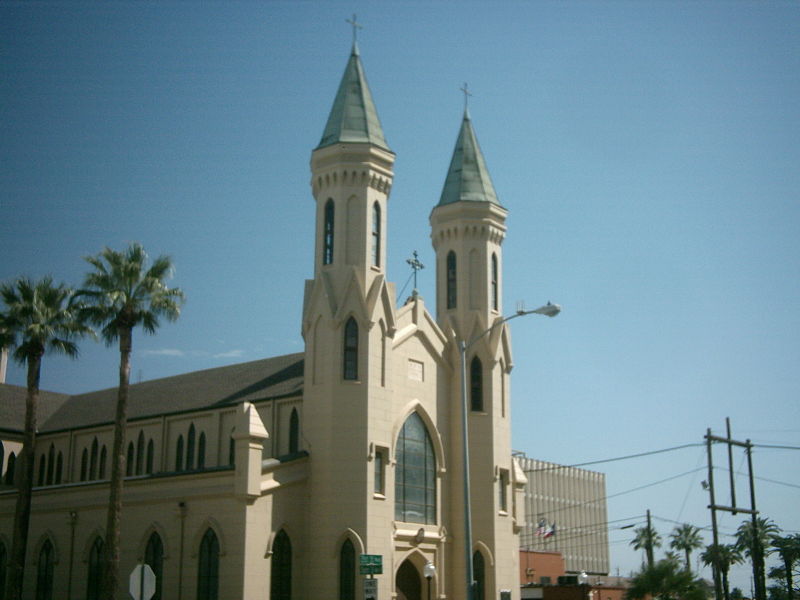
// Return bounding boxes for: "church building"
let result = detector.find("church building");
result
[0,39,529,600]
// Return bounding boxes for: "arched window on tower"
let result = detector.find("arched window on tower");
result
[395,412,436,524]
[371,202,381,268]
[470,356,483,412]
[36,539,55,600]
[80,449,88,482]
[491,253,499,311]
[5,452,16,485]
[90,438,99,480]
[323,199,335,265]
[339,538,356,600]
[271,530,292,600]
[473,551,486,600]
[343,317,359,381]
[197,528,219,600]
[446,251,457,309]
[289,408,299,455]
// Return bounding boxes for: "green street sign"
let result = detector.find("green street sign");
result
[359,554,383,575]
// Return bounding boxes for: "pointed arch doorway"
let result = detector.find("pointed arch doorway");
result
[396,559,422,600]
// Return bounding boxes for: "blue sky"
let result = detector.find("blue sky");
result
[2,1,798,589]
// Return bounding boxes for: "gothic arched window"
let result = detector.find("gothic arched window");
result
[343,317,359,381]
[99,446,107,480]
[146,440,154,474]
[90,438,99,480]
[197,528,219,600]
[395,412,437,524]
[187,424,196,471]
[473,551,486,600]
[339,538,355,600]
[136,431,145,476]
[37,455,45,487]
[126,441,134,477]
[470,356,483,412]
[55,451,63,484]
[371,202,381,268]
[35,539,54,600]
[175,435,184,472]
[80,449,88,482]
[289,409,299,455]
[491,253,499,311]
[46,444,55,485]
[271,530,292,600]
[446,251,457,309]
[87,537,104,600]
[198,432,206,470]
[145,532,164,600]
[323,199,335,265]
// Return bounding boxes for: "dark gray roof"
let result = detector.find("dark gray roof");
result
[0,385,71,434]
[2,353,304,434]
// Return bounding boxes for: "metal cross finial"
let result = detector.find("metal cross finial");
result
[460,82,473,111]
[346,14,363,45]
[406,250,425,296]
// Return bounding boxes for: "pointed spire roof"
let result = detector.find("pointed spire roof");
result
[437,109,501,207]
[316,43,390,151]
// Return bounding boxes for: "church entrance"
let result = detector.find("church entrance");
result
[395,559,422,600]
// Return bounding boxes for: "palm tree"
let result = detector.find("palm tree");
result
[670,523,705,572]
[1,277,91,600]
[737,517,781,600]
[702,543,742,600]
[770,534,800,600]
[625,558,708,600]
[631,523,662,568]
[78,244,184,600]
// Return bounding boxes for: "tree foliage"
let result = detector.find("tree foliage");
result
[670,523,705,572]
[631,523,663,568]
[625,558,709,600]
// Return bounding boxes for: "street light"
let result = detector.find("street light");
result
[459,303,561,600]
[424,561,436,600]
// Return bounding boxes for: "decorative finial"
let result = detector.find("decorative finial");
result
[346,14,363,46]
[406,250,425,297]
[460,82,473,112]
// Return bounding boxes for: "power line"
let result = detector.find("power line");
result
[522,443,703,472]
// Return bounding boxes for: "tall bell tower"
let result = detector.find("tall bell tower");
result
[300,38,398,595]
[430,107,520,597]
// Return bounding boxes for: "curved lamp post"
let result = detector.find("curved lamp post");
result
[460,303,561,600]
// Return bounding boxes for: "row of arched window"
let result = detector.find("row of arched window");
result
[175,423,206,472]
[322,198,382,269]
[445,250,500,312]
[126,430,155,476]
[0,440,17,486]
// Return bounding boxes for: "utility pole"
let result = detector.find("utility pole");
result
[704,419,763,600]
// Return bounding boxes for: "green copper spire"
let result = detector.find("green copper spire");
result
[317,42,390,151]
[437,109,501,206]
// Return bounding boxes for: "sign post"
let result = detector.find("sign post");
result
[360,554,382,600]
[129,563,156,600]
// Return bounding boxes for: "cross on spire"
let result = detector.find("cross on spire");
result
[406,250,425,297]
[346,14,363,45]
[460,82,473,111]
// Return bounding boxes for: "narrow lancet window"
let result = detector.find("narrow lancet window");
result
[371,202,381,267]
[446,251,457,309]
[491,253,499,311]
[323,199,335,265]
[470,356,483,412]
[343,317,359,381]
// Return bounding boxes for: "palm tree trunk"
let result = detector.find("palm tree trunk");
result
[722,568,730,600]
[685,549,691,572]
[102,326,132,600]
[5,354,41,600]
